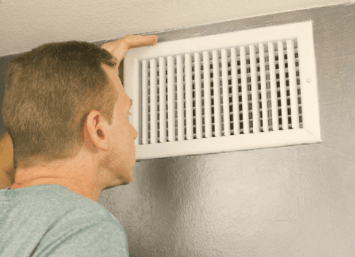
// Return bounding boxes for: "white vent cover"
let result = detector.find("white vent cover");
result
[124,21,321,160]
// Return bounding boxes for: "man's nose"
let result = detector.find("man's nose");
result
[133,127,138,140]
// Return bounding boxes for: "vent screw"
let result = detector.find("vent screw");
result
[306,78,312,83]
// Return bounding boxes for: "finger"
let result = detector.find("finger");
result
[101,35,158,66]
[122,34,158,50]
[116,35,158,64]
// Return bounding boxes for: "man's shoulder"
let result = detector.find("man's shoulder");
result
[0,185,128,257]
[30,184,120,223]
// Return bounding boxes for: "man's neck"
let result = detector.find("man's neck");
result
[11,164,103,202]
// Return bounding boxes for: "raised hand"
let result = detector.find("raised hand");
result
[101,34,158,68]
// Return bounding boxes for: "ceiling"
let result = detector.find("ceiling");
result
[0,0,352,57]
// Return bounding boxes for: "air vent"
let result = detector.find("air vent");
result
[124,21,321,160]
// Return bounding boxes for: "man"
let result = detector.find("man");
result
[0,132,15,188]
[0,34,158,256]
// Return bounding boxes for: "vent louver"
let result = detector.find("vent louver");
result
[124,21,321,160]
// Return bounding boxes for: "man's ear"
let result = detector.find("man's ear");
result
[83,110,110,152]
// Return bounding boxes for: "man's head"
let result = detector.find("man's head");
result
[2,41,137,184]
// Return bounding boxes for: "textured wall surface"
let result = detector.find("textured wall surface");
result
[0,0,354,56]
[97,4,355,257]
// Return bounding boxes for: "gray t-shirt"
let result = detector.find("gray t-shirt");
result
[0,184,129,257]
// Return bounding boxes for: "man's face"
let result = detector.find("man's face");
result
[102,63,137,185]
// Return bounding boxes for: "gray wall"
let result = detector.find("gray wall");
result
[98,4,355,257]
[1,3,355,256]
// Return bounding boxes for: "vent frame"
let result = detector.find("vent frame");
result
[124,21,321,160]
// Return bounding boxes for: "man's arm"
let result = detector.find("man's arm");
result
[0,132,15,188]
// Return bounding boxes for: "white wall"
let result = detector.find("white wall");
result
[0,0,354,56]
